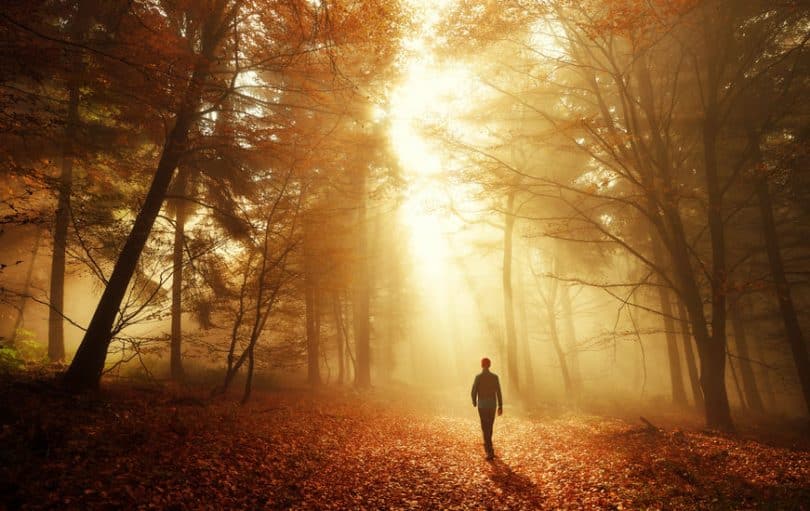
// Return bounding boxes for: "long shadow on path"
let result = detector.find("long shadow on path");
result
[487,458,545,507]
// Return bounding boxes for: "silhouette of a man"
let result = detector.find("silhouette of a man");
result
[471,357,503,460]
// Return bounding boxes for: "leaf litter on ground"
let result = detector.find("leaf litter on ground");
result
[1,375,808,510]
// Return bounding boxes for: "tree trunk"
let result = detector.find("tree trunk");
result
[729,296,764,412]
[47,1,95,362]
[170,171,188,381]
[502,190,520,392]
[701,115,734,429]
[755,175,810,416]
[242,343,255,404]
[63,51,215,391]
[48,76,79,363]
[559,282,581,393]
[333,291,345,384]
[697,328,732,429]
[678,300,704,409]
[727,352,747,410]
[352,170,371,387]
[651,116,731,429]
[659,285,687,406]
[342,290,356,381]
[305,263,321,386]
[667,216,732,429]
[547,278,572,395]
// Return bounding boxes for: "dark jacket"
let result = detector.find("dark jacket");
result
[471,369,503,409]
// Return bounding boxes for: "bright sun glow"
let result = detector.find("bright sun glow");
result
[389,61,480,176]
[388,0,492,269]
[388,0,567,289]
[389,58,481,272]
[387,0,471,269]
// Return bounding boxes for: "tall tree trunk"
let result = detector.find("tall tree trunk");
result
[727,352,747,410]
[304,211,321,386]
[702,115,733,429]
[502,190,520,392]
[342,290,356,381]
[170,172,188,381]
[755,175,810,415]
[352,170,371,387]
[48,74,80,363]
[729,296,764,412]
[651,100,731,428]
[667,211,732,429]
[659,285,687,406]
[691,14,733,428]
[63,49,216,390]
[651,237,687,405]
[48,1,96,362]
[333,291,345,384]
[546,278,572,395]
[305,263,321,386]
[678,300,704,409]
[559,282,581,393]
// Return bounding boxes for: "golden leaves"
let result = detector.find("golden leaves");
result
[4,382,809,509]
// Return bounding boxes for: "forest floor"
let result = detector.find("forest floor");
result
[1,373,809,510]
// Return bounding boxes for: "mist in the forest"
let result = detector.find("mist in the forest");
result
[1,0,809,434]
[4,2,810,509]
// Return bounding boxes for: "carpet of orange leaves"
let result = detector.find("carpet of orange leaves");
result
[1,376,809,510]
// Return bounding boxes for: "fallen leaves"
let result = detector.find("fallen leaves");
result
[0,377,808,510]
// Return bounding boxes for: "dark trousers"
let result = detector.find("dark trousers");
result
[478,407,496,454]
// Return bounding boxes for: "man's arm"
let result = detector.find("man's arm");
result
[471,375,480,406]
[496,375,503,415]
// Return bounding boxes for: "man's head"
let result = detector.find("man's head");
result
[481,357,491,369]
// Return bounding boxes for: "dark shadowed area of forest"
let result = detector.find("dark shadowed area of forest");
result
[1,0,810,509]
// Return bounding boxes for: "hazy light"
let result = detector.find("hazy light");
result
[528,18,567,60]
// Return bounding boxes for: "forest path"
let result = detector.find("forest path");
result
[2,381,809,510]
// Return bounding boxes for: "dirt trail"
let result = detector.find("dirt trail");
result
[1,382,809,510]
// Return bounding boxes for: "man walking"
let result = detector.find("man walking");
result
[471,357,503,460]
